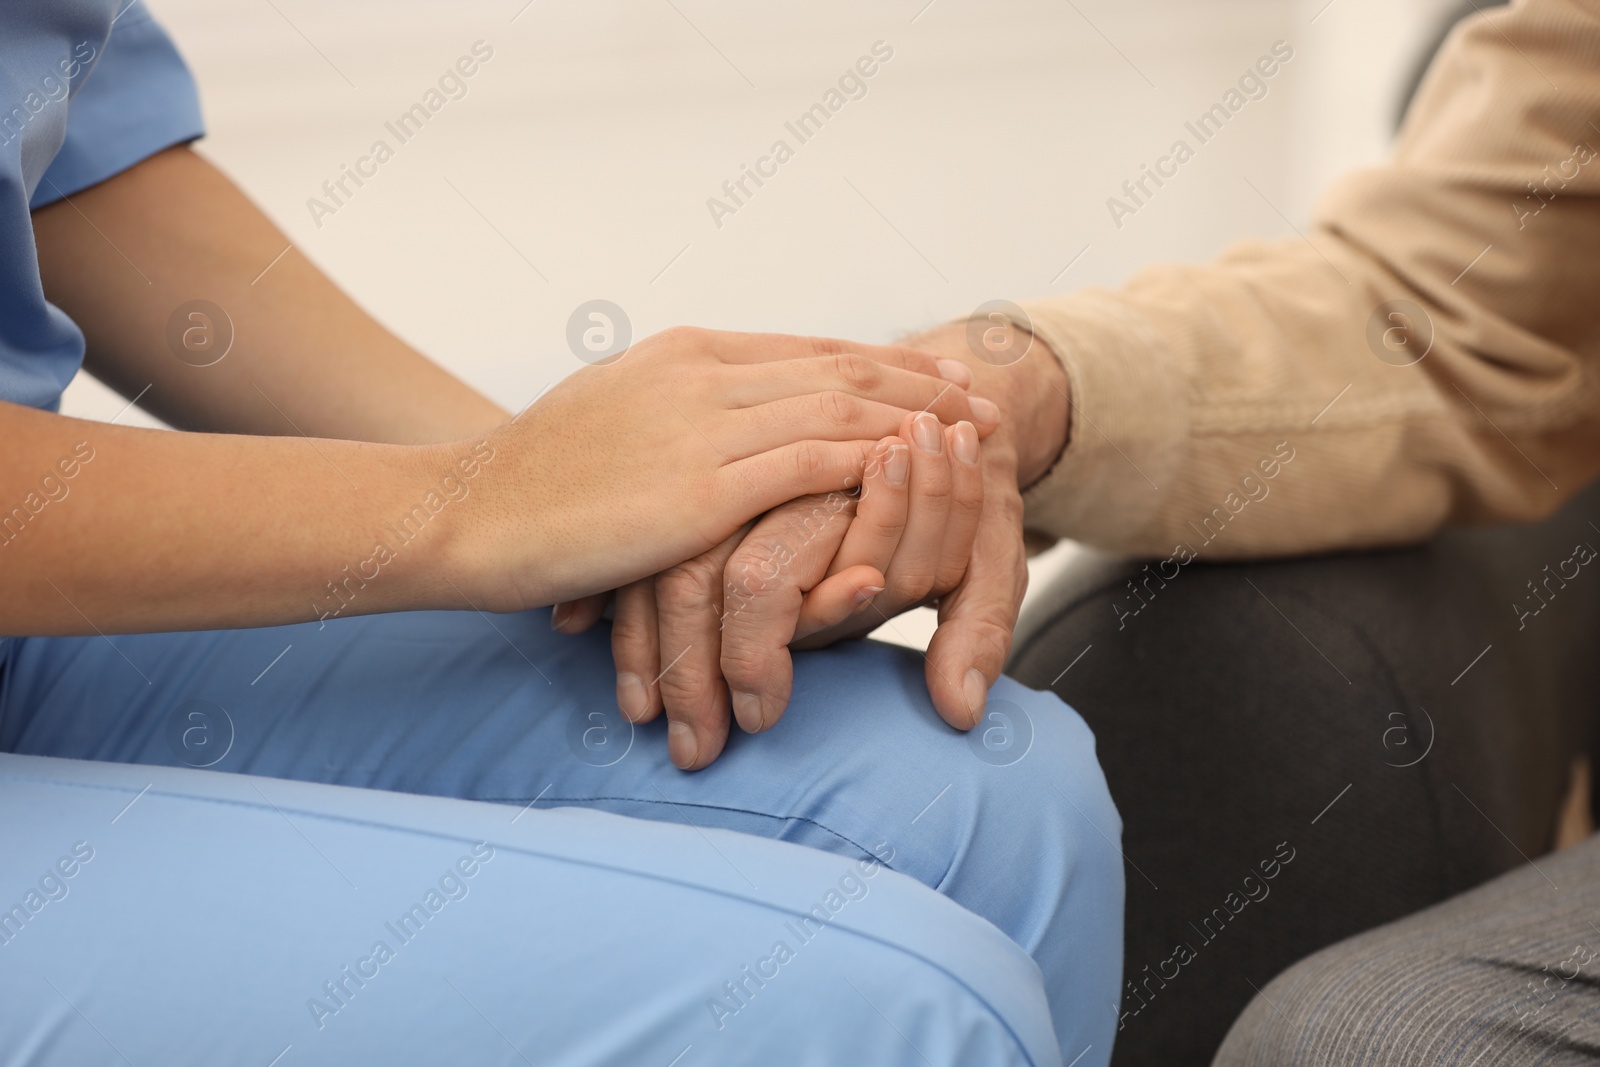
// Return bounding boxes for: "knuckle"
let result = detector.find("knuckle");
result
[657,660,718,710]
[949,486,984,523]
[809,335,848,358]
[932,559,970,595]
[985,483,1024,524]
[973,618,1015,664]
[653,324,698,349]
[917,474,954,507]
[888,567,937,606]
[896,346,935,374]
[789,439,830,482]
[860,505,905,540]
[724,551,783,600]
[719,639,769,688]
[656,557,721,607]
[608,611,655,657]
[817,389,861,429]
[832,351,879,392]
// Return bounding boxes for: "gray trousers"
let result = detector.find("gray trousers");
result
[1008,482,1600,1065]
[1213,833,1600,1064]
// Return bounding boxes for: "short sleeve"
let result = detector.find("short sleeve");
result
[28,6,204,210]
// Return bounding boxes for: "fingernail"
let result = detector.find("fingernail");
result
[854,584,885,607]
[731,690,763,732]
[970,396,1000,426]
[963,668,988,727]
[550,603,572,631]
[668,720,699,769]
[935,358,972,387]
[952,421,979,465]
[616,672,648,721]
[911,412,942,454]
[884,443,910,487]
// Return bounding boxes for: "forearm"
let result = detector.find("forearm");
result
[32,145,507,444]
[0,400,488,635]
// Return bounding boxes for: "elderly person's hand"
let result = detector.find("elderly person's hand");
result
[552,319,1069,769]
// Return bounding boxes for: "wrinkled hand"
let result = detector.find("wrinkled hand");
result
[619,408,985,768]
[553,320,1069,769]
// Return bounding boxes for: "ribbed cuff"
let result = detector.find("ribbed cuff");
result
[1009,291,1189,551]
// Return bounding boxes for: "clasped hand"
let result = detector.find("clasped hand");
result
[542,323,1060,771]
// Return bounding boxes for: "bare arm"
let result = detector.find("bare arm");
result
[6,144,989,649]
[31,145,507,444]
[1,399,475,634]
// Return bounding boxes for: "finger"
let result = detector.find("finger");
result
[826,436,910,581]
[552,592,610,635]
[729,390,972,458]
[932,422,985,593]
[793,565,887,644]
[611,580,662,723]
[709,333,959,383]
[874,411,952,612]
[924,481,1028,730]
[720,494,859,733]
[792,434,906,641]
[726,353,991,433]
[655,530,745,770]
[854,345,1005,437]
[721,438,884,514]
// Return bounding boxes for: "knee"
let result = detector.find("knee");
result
[790,639,1122,906]
[983,673,1122,844]
[1213,936,1415,1066]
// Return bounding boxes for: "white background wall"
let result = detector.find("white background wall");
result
[62,0,1460,647]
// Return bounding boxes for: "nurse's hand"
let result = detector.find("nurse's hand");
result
[448,327,991,614]
[577,408,986,769]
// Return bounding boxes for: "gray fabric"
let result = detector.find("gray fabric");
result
[1007,482,1600,1066]
[1213,833,1600,1065]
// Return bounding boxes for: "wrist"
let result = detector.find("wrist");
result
[387,433,517,614]
[1009,330,1070,490]
[908,322,1070,491]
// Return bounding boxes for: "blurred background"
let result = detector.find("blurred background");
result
[63,0,1461,647]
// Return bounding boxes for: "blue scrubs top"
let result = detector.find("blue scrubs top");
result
[1,0,204,411]
[0,0,203,664]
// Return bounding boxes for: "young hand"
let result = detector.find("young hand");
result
[447,327,993,614]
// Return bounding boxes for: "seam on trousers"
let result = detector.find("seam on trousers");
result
[479,792,897,875]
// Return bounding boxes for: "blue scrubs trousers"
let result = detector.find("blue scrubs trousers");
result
[0,609,1123,1065]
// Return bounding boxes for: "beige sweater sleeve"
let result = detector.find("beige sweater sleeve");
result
[1017,0,1600,559]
